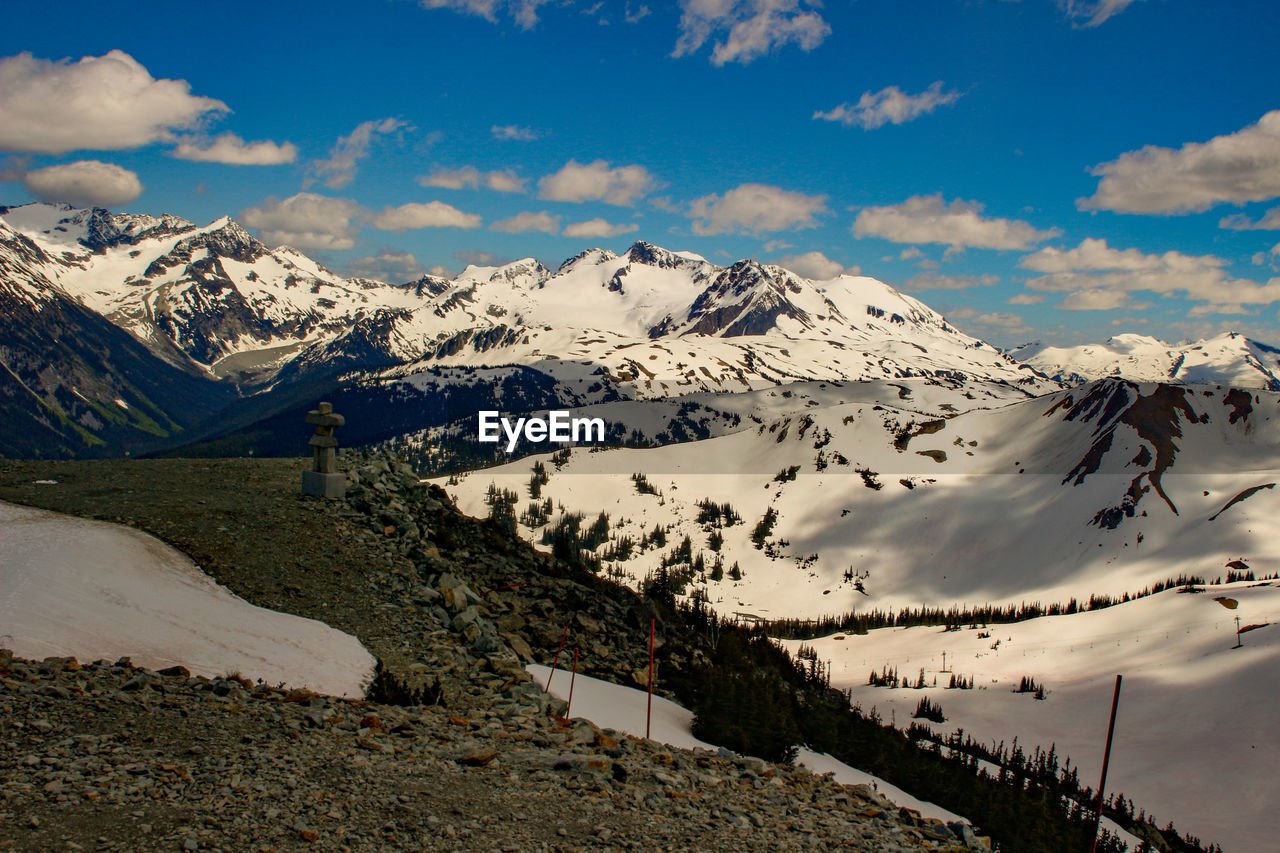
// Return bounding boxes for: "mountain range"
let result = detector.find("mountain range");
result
[1011,333,1280,390]
[5,200,1275,852]
[3,200,1279,460]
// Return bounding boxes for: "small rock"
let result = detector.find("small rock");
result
[459,748,499,766]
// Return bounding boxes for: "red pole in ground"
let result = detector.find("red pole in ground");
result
[646,618,655,739]
[567,648,579,718]
[545,620,571,693]
[1090,674,1124,853]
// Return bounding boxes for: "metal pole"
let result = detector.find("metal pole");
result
[646,618,655,739]
[567,648,579,719]
[1090,674,1123,853]
[546,620,571,693]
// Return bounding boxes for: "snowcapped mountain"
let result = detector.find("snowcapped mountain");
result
[0,212,236,457]
[1,203,1056,395]
[444,378,1280,616]
[375,239,1056,399]
[1,201,1063,457]
[1,203,423,381]
[1011,332,1280,390]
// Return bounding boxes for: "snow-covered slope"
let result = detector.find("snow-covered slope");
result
[0,500,374,696]
[1012,332,1280,390]
[783,580,1280,853]
[443,379,1280,619]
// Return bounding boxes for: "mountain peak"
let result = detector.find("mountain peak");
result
[456,257,550,289]
[625,241,701,270]
[557,247,618,273]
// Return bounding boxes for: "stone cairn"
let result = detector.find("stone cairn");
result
[301,401,347,499]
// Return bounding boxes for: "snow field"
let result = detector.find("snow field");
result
[0,501,375,697]
[782,583,1280,853]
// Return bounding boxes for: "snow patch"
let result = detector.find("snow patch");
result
[0,501,375,697]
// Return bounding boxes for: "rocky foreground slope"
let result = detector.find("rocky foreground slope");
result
[0,458,980,852]
[4,654,967,853]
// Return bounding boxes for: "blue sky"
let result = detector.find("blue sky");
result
[2,0,1279,347]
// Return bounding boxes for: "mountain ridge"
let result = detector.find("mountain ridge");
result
[1010,331,1280,390]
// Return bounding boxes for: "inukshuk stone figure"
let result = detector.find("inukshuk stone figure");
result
[301,401,347,498]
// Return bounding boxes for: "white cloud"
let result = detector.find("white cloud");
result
[854,194,1060,250]
[455,250,505,266]
[688,183,827,235]
[481,171,526,193]
[368,201,482,231]
[307,118,409,190]
[171,133,297,165]
[23,160,143,208]
[1249,244,1280,270]
[346,247,427,283]
[492,210,561,234]
[1008,292,1045,306]
[563,217,640,238]
[1022,238,1171,273]
[944,307,1033,341]
[491,124,541,141]
[0,50,227,155]
[418,166,527,193]
[419,0,554,29]
[898,247,923,260]
[625,2,652,24]
[1059,0,1140,28]
[1022,237,1280,314]
[1220,206,1280,231]
[673,0,831,66]
[1081,111,1280,214]
[814,82,961,130]
[240,192,364,250]
[1059,289,1132,311]
[539,159,657,206]
[902,272,999,290]
[649,195,683,214]
[772,251,859,280]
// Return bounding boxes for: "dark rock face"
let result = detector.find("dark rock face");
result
[403,275,452,298]
[678,262,811,338]
[1053,381,1242,528]
[75,207,198,253]
[626,241,685,269]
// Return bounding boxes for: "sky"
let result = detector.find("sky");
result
[1,0,1278,348]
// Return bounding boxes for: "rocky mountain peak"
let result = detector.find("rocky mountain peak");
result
[403,274,453,298]
[188,218,268,263]
[625,241,696,270]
